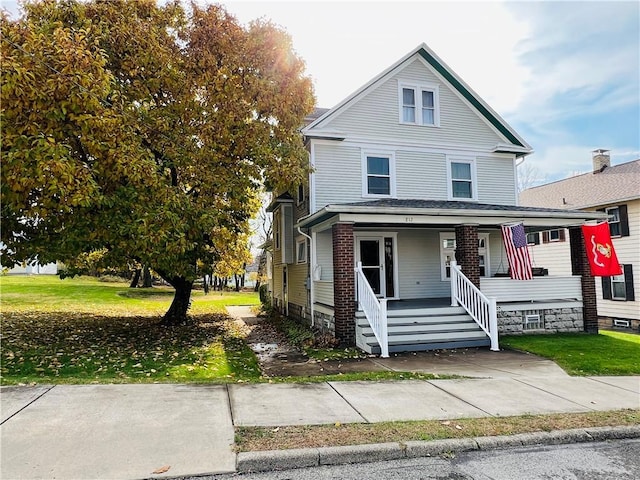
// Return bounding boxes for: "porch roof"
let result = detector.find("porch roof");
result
[297,199,607,230]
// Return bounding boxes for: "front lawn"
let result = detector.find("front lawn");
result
[501,330,640,376]
[0,275,261,385]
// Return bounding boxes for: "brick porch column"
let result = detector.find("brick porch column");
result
[455,224,480,288]
[569,226,598,333]
[332,222,355,346]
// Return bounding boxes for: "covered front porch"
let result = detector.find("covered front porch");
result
[298,199,606,356]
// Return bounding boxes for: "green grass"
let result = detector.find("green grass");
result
[502,330,640,376]
[0,275,261,385]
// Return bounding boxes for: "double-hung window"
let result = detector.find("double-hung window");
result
[399,82,439,126]
[362,153,395,197]
[447,156,476,200]
[602,264,635,301]
[296,238,307,264]
[606,206,621,237]
[440,233,489,280]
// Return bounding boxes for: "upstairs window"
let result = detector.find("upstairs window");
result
[399,82,439,126]
[297,184,305,205]
[607,207,621,236]
[447,156,476,200]
[362,152,395,197]
[601,205,629,237]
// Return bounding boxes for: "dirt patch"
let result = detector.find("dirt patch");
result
[242,314,385,377]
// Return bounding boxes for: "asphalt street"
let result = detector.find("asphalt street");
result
[201,439,640,480]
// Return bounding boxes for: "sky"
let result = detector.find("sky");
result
[4,0,639,184]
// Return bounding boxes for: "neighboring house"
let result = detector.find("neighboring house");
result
[268,44,605,356]
[520,151,640,331]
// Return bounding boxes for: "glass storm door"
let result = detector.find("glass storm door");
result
[359,239,383,296]
[357,237,395,298]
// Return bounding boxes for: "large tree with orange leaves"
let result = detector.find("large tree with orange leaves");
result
[1,0,314,324]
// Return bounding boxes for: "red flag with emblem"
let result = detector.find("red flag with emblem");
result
[581,222,622,276]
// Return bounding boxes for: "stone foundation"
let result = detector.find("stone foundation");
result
[498,306,584,335]
[598,316,640,333]
[312,309,335,335]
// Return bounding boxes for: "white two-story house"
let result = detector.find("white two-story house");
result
[269,44,605,356]
[520,151,639,332]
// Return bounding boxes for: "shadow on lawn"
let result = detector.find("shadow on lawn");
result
[0,311,261,384]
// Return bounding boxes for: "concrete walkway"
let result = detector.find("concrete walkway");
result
[2,307,638,479]
[2,374,638,479]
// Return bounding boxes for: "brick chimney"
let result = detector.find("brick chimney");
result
[592,149,611,173]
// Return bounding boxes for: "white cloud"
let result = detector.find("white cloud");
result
[522,145,640,183]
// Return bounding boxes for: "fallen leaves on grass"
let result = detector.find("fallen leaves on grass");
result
[1,311,261,384]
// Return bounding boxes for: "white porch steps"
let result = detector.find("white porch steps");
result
[355,306,491,354]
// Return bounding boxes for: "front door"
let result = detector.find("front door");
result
[357,236,396,298]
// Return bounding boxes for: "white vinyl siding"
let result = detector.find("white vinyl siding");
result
[394,151,447,199]
[313,141,516,210]
[315,230,334,281]
[320,58,506,149]
[595,199,639,320]
[480,276,583,302]
[314,281,334,307]
[396,229,450,298]
[314,143,363,209]
[476,156,517,204]
[527,235,572,276]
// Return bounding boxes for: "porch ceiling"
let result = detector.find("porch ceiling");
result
[297,199,606,231]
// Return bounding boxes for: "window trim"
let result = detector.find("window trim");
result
[296,238,307,264]
[361,151,396,198]
[398,81,440,127]
[439,232,490,281]
[296,184,305,206]
[446,156,477,201]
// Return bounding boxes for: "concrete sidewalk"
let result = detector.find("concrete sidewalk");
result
[2,373,638,479]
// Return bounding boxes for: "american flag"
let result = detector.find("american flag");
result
[501,223,533,280]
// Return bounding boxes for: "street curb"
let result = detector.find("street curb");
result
[236,425,640,473]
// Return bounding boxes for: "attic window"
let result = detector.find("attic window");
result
[398,82,439,126]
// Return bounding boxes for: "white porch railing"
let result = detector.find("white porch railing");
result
[450,261,499,351]
[355,262,389,358]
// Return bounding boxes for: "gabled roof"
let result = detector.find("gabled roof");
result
[520,159,640,210]
[302,43,532,154]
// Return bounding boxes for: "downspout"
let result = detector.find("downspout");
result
[297,225,315,327]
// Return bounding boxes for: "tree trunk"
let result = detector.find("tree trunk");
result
[161,277,193,326]
[129,269,141,288]
[203,274,209,295]
[142,266,153,288]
